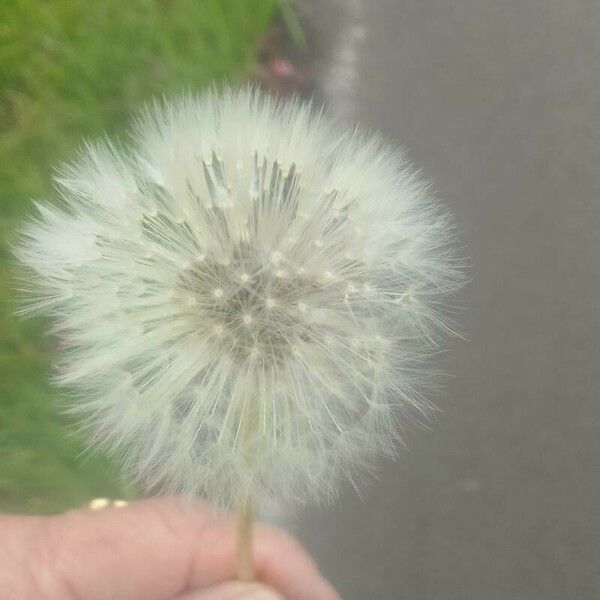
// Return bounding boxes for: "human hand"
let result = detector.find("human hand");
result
[0,497,340,600]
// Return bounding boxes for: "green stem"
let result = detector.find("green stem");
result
[236,495,254,581]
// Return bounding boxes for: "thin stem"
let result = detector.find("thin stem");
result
[236,496,254,581]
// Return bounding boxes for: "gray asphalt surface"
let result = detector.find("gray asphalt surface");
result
[295,2,600,598]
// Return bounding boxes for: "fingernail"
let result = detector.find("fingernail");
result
[88,498,110,510]
[236,584,283,599]
[179,582,284,600]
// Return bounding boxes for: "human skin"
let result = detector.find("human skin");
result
[0,497,340,600]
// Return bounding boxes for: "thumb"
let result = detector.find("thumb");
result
[175,582,285,599]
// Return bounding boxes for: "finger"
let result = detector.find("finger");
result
[189,517,339,600]
[31,497,339,600]
[174,582,283,599]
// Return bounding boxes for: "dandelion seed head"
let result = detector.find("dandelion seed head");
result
[15,88,464,508]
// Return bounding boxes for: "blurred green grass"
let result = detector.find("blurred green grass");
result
[0,0,278,514]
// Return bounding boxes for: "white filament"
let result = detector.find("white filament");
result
[15,88,464,507]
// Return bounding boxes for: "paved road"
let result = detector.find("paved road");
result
[296,2,600,598]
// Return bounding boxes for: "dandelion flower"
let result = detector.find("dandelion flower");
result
[16,89,463,515]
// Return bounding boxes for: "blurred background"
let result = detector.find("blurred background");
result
[0,0,282,514]
[1,1,599,599]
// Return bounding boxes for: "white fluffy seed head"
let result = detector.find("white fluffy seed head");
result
[15,88,465,508]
